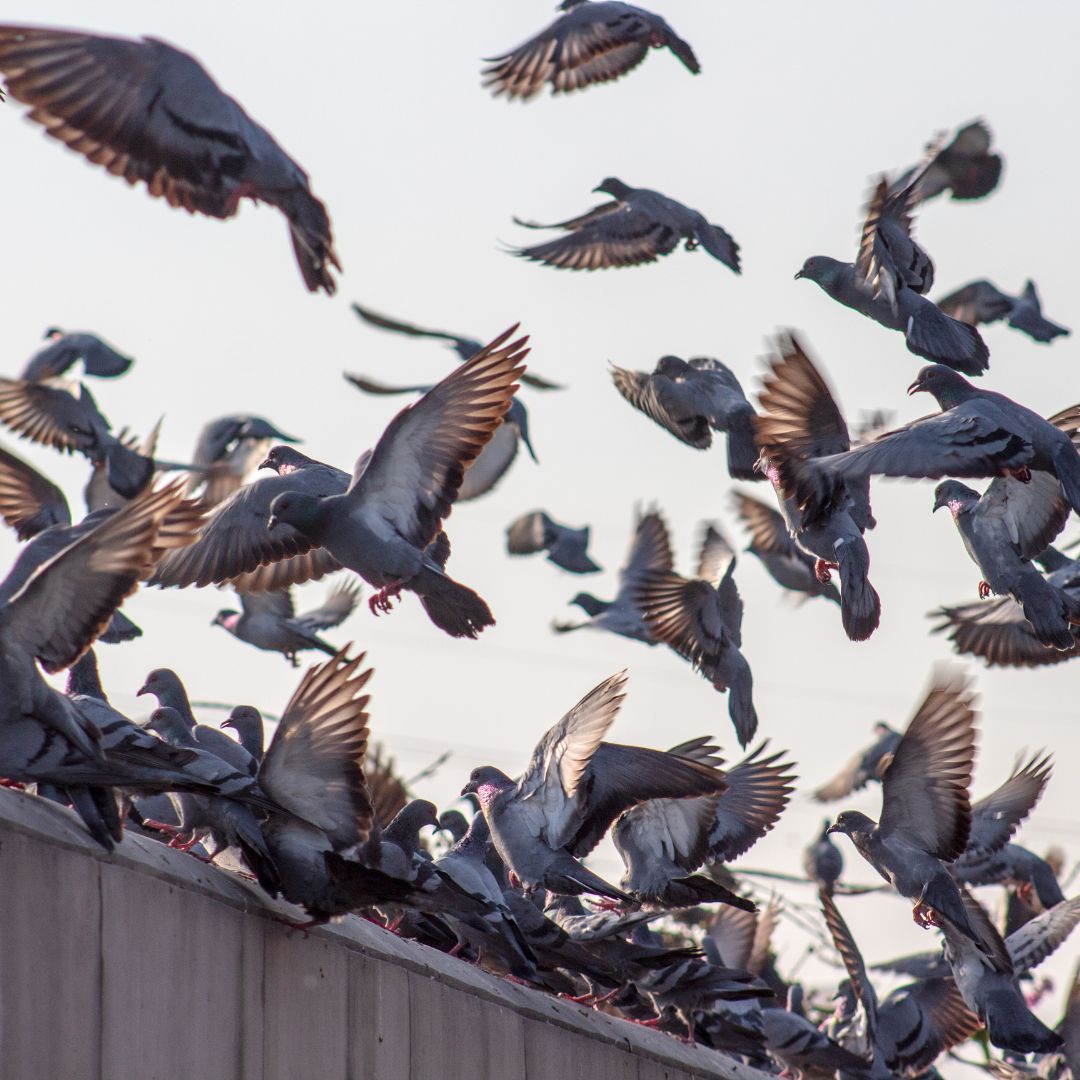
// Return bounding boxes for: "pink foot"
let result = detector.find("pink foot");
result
[368,581,404,616]
[978,580,992,599]
[912,900,940,929]
[815,559,838,585]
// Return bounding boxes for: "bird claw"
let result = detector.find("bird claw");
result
[978,580,992,599]
[814,559,838,585]
[367,582,404,617]
[587,898,627,914]
[912,900,940,929]
[684,237,699,251]
[1008,467,1032,484]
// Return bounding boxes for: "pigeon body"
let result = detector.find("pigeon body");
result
[804,820,844,894]
[506,511,600,574]
[938,279,1069,343]
[0,25,339,292]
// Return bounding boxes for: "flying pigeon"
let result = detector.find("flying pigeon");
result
[505,511,600,574]
[754,333,881,641]
[633,523,759,746]
[482,1,699,100]
[513,178,739,272]
[21,328,133,382]
[796,175,989,374]
[190,415,300,509]
[813,721,901,802]
[729,491,840,605]
[351,303,562,390]
[890,119,1003,204]
[953,843,1067,912]
[937,280,1070,344]
[827,670,990,950]
[0,25,340,293]
[804,820,844,895]
[609,357,759,479]
[211,580,360,665]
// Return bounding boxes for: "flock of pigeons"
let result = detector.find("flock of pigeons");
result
[0,5,1076,1078]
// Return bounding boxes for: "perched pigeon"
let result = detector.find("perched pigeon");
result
[0,25,339,292]
[609,357,759,479]
[804,820,844,895]
[461,671,727,900]
[21,328,133,382]
[933,479,1080,650]
[554,506,672,642]
[351,303,563,390]
[266,328,528,638]
[813,722,901,802]
[220,705,265,762]
[482,1,698,100]
[827,670,988,949]
[190,415,300,509]
[343,374,538,502]
[513,178,739,272]
[212,580,360,665]
[931,547,1080,667]
[938,280,1070,344]
[729,491,840,605]
[633,523,758,746]
[754,334,881,641]
[891,119,1003,204]
[796,176,989,374]
[505,511,600,574]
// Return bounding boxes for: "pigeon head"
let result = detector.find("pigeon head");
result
[873,721,894,736]
[437,809,470,843]
[933,479,980,515]
[43,326,63,339]
[222,705,263,739]
[569,592,607,617]
[137,667,185,706]
[259,444,310,474]
[655,355,691,379]
[267,491,325,534]
[212,609,241,631]
[593,177,632,200]
[827,810,877,838]
[145,706,194,747]
[461,766,514,807]
[907,365,975,408]
[794,256,844,286]
[385,799,441,847]
[558,0,589,10]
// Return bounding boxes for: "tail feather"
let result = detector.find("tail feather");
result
[984,989,1063,1054]
[661,874,757,911]
[725,410,761,482]
[223,803,280,896]
[1054,444,1080,516]
[67,786,122,851]
[104,441,154,499]
[1017,576,1076,651]
[905,301,990,376]
[549,855,633,903]
[414,567,494,639]
[836,538,881,642]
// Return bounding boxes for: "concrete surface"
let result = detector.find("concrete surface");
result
[0,788,772,1080]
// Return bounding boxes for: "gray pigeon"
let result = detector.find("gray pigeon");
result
[554,506,672,642]
[729,490,840,606]
[513,178,739,272]
[761,988,873,1078]
[190,415,300,509]
[483,1,698,100]
[351,303,563,390]
[804,820,844,895]
[609,356,759,479]
[220,705,264,762]
[0,25,339,292]
[891,119,1003,204]
[827,670,989,950]
[952,844,1066,912]
[460,670,727,900]
[632,523,758,746]
[796,176,989,374]
[266,328,529,638]
[506,511,600,574]
[932,546,1080,667]
[21,328,133,382]
[813,722,901,801]
[933,479,1080,650]
[754,334,881,641]
[212,580,360,665]
[938,280,1070,344]
[343,374,539,502]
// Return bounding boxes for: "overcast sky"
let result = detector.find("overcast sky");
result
[1,1,1078,1065]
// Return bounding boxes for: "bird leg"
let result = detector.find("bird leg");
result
[587,898,628,913]
[368,581,405,616]
[684,237,699,251]
[978,580,992,599]
[912,900,940,929]
[223,181,260,215]
[141,818,191,842]
[628,1016,664,1029]
[1007,466,1032,484]
[0,777,25,789]
[814,559,838,585]
[273,913,328,938]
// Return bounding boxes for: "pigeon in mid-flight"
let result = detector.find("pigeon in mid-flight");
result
[513,178,739,272]
[189,415,300,509]
[20,328,133,382]
[937,279,1070,344]
[0,25,340,293]
[890,119,1003,204]
[483,1,698,100]
[506,511,600,574]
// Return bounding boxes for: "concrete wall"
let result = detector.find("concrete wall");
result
[0,789,770,1080]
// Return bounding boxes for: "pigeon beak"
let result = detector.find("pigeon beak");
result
[266,514,280,531]
[906,378,923,396]
[460,781,477,797]
[793,269,804,280]
[826,823,841,835]
[220,719,235,733]
[257,456,274,471]
[135,681,151,697]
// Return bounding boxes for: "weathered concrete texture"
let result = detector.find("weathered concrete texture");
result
[0,788,770,1080]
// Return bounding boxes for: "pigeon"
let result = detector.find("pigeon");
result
[813,722,902,802]
[729,491,840,605]
[554,506,672,642]
[505,511,600,574]
[0,25,339,293]
[21,328,133,382]
[343,374,538,502]
[796,176,989,374]
[212,580,360,665]
[220,705,264,762]
[266,328,528,638]
[513,178,739,272]
[938,280,1070,344]
[754,333,881,641]
[460,670,727,900]
[190,415,300,509]
[933,479,1080,650]
[351,303,563,390]
[931,547,1080,666]
[891,119,1003,204]
[804,820,844,895]
[827,670,989,949]
[609,356,759,479]
[632,523,758,746]
[482,1,698,100]
[952,844,1067,911]
[761,987,874,1078]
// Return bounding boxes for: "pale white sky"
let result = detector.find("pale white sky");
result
[2,2,1078,1066]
